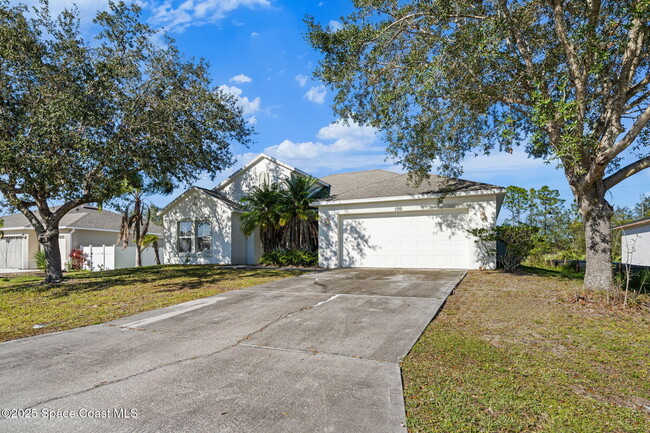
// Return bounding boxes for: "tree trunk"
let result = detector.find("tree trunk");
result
[152,240,161,265]
[581,193,614,291]
[134,196,142,267]
[38,228,63,284]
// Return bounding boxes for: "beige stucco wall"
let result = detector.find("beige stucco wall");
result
[2,226,161,270]
[318,193,500,270]
[2,228,72,269]
[72,229,120,249]
[163,189,233,265]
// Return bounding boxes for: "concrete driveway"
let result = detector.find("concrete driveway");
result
[0,268,465,433]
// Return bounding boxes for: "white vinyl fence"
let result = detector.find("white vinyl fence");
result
[81,245,163,271]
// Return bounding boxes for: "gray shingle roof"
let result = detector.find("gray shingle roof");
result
[2,205,163,234]
[319,169,505,202]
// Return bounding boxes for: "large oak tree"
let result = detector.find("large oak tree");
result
[0,1,252,282]
[307,0,650,290]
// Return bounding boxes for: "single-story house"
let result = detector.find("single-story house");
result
[162,153,505,269]
[616,217,650,266]
[0,206,163,270]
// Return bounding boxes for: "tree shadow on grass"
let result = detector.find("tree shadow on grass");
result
[515,265,585,280]
[0,265,303,298]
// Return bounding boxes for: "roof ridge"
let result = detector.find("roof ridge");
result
[327,172,406,197]
[321,168,398,178]
[64,211,91,226]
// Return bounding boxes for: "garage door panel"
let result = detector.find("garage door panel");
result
[342,212,469,269]
[0,237,23,269]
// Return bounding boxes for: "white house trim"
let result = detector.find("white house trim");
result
[160,186,240,216]
[312,188,506,207]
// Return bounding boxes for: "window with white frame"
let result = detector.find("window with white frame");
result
[178,221,192,253]
[195,221,212,253]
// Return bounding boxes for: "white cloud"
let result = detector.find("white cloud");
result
[20,0,270,34]
[318,120,377,142]
[328,20,343,32]
[250,31,260,38]
[230,73,252,84]
[262,119,386,172]
[304,85,327,104]
[295,74,308,88]
[148,0,271,33]
[218,84,261,117]
[247,116,258,125]
[270,140,326,160]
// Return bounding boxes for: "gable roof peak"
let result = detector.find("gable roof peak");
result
[213,153,329,192]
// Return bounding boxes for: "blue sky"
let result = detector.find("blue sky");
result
[15,0,650,214]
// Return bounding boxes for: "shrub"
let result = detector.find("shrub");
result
[68,249,87,271]
[258,249,318,267]
[469,224,540,271]
[33,250,46,271]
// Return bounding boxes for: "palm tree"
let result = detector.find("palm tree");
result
[279,175,329,251]
[116,177,172,267]
[140,233,162,265]
[240,183,284,253]
[117,190,151,267]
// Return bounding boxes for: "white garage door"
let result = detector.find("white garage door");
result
[0,237,23,269]
[341,210,469,269]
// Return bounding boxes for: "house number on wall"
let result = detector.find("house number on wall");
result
[394,206,402,212]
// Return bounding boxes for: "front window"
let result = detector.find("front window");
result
[178,221,192,253]
[196,221,211,253]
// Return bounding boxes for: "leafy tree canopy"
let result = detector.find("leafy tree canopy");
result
[307,0,650,290]
[0,0,252,281]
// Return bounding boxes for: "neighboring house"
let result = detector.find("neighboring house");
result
[0,206,163,270]
[616,217,650,267]
[162,153,506,269]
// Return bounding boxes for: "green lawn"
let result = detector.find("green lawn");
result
[0,265,304,342]
[402,269,650,433]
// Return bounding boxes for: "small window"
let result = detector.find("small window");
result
[196,221,211,253]
[178,221,192,253]
[258,171,270,185]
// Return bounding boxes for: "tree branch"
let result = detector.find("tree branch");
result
[51,195,93,224]
[497,0,536,87]
[2,191,45,233]
[604,155,650,190]
[548,0,587,123]
[600,103,650,163]
[626,74,650,101]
